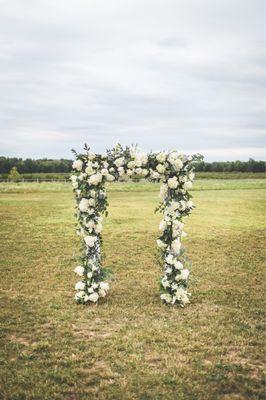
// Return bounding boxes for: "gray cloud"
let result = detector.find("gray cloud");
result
[0,0,265,160]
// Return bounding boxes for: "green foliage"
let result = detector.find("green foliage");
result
[8,166,21,181]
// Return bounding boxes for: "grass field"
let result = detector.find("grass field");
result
[0,171,265,181]
[0,179,265,399]
[0,178,265,194]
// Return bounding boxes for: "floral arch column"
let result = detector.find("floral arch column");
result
[71,144,201,307]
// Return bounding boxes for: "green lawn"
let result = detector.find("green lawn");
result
[0,181,265,399]
[0,171,265,180]
[0,178,265,193]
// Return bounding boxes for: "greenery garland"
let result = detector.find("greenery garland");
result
[71,144,201,307]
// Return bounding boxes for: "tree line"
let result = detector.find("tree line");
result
[0,157,72,174]
[0,156,265,174]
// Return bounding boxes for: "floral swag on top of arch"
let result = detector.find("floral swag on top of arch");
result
[71,144,202,307]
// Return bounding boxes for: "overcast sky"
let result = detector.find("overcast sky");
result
[0,0,265,161]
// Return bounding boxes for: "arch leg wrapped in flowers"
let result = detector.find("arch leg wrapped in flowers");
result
[71,144,201,307]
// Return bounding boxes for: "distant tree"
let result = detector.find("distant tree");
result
[0,156,265,175]
[8,166,21,181]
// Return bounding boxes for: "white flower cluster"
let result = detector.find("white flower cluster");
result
[71,152,111,304]
[153,152,196,306]
[71,144,199,306]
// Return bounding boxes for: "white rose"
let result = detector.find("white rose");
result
[88,292,99,303]
[72,159,83,171]
[88,151,96,160]
[101,168,109,176]
[75,281,85,291]
[95,222,102,234]
[87,272,93,279]
[171,239,181,254]
[156,239,167,249]
[159,220,167,232]
[107,174,115,182]
[156,152,166,163]
[171,283,178,291]
[83,294,90,302]
[127,169,133,176]
[114,157,124,167]
[175,288,190,305]
[118,167,125,176]
[79,198,90,212]
[78,173,86,181]
[173,220,184,229]
[99,288,107,297]
[164,215,171,223]
[179,200,186,211]
[151,171,160,179]
[165,254,174,265]
[88,198,95,207]
[100,282,109,291]
[156,164,165,174]
[74,266,84,276]
[140,154,148,165]
[75,291,85,300]
[85,165,94,175]
[180,175,187,183]
[179,269,189,280]
[187,200,194,208]
[168,156,175,165]
[181,293,190,305]
[141,169,148,176]
[161,277,170,288]
[172,228,181,238]
[174,261,184,270]
[72,181,78,189]
[91,263,98,272]
[181,295,190,307]
[135,167,142,175]
[70,175,78,183]
[169,201,180,211]
[160,293,172,303]
[127,161,135,169]
[84,235,97,247]
[167,177,178,189]
[89,173,102,186]
[173,159,183,170]
[183,181,193,190]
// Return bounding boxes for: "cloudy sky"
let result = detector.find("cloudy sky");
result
[0,0,265,160]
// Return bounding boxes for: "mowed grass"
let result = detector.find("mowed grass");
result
[0,178,265,193]
[0,183,265,399]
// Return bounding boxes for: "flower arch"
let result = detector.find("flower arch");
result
[71,144,201,307]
